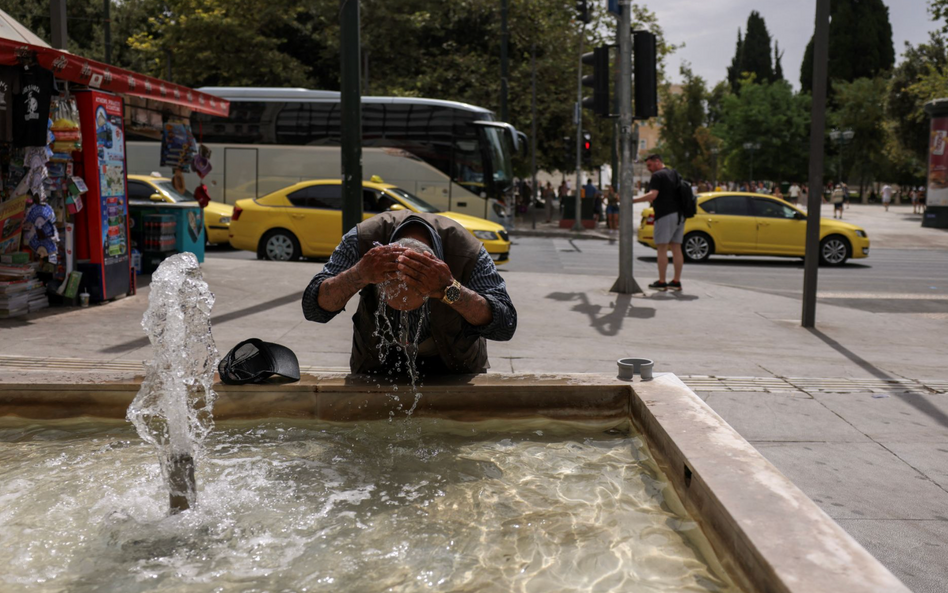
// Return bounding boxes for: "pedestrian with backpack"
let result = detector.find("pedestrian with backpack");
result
[633,154,693,292]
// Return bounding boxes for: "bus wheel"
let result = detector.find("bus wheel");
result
[261,230,301,261]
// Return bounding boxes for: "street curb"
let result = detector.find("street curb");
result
[507,228,613,241]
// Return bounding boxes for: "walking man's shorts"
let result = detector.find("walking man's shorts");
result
[654,212,685,244]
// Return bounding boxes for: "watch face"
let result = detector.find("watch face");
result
[446,284,461,302]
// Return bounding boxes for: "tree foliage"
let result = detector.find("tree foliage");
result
[800,0,895,92]
[831,77,890,189]
[656,65,707,180]
[713,76,811,182]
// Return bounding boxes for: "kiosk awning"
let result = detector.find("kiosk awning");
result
[0,38,229,117]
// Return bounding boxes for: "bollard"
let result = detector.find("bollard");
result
[617,357,653,381]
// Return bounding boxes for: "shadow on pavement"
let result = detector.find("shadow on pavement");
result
[99,291,304,354]
[546,292,655,336]
[807,327,948,430]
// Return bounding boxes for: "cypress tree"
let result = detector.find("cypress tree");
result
[774,41,784,81]
[800,0,895,92]
[727,29,744,94]
[741,11,774,83]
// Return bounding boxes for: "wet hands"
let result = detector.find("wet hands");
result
[396,250,454,300]
[355,244,407,285]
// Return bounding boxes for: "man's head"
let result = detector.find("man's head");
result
[645,154,664,174]
[379,222,436,311]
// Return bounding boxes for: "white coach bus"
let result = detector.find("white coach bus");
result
[126,87,523,227]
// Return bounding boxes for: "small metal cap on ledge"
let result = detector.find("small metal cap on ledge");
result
[617,358,653,381]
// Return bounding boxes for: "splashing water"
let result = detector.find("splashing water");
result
[126,253,219,513]
[373,278,426,419]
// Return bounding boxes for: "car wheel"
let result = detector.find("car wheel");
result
[260,229,301,261]
[819,235,850,266]
[683,232,713,262]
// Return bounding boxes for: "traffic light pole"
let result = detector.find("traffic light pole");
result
[573,25,586,232]
[611,0,642,294]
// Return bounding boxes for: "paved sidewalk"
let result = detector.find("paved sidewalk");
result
[510,201,948,251]
[1,202,947,591]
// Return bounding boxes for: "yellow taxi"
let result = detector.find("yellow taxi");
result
[228,179,511,263]
[127,174,234,244]
[637,192,869,265]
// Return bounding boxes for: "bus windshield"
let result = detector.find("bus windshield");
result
[482,126,513,191]
[385,187,440,213]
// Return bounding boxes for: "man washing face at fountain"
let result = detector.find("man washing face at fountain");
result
[302,211,517,375]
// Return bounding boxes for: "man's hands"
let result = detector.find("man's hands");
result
[396,250,454,300]
[352,244,407,285]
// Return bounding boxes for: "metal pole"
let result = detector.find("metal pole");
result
[611,1,642,293]
[500,0,509,122]
[802,0,830,328]
[103,0,112,64]
[340,0,363,234]
[50,0,68,50]
[531,43,538,230]
[573,24,585,231]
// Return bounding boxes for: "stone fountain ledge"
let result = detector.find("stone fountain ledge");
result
[0,372,910,593]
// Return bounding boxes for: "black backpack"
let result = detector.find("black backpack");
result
[675,170,697,220]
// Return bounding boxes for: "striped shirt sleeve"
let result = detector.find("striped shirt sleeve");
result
[463,247,517,342]
[301,227,360,323]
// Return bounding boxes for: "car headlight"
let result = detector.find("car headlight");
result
[473,230,498,241]
[855,230,867,237]
[492,203,508,217]
[219,216,231,224]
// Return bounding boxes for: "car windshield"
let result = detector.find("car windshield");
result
[385,187,440,213]
[153,180,194,203]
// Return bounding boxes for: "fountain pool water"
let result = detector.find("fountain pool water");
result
[0,415,738,593]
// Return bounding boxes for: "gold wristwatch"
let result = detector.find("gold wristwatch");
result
[441,279,462,305]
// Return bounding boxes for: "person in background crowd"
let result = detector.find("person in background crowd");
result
[583,178,599,225]
[774,184,785,201]
[542,181,554,223]
[605,184,619,232]
[828,183,846,219]
[788,182,801,205]
[558,180,569,217]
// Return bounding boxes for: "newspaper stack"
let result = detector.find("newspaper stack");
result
[0,263,44,318]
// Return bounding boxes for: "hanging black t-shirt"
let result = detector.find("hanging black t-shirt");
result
[13,67,54,148]
[0,67,15,144]
[648,167,680,219]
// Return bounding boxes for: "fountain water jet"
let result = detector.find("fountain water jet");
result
[126,252,219,514]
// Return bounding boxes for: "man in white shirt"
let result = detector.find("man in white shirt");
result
[788,183,801,205]
[881,184,893,212]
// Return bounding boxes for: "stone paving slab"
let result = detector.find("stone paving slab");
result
[754,442,948,521]
[702,391,871,443]
[835,520,948,593]
[812,391,948,444]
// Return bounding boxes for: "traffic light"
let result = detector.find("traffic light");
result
[582,132,592,164]
[575,0,591,24]
[634,31,658,119]
[581,46,611,117]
